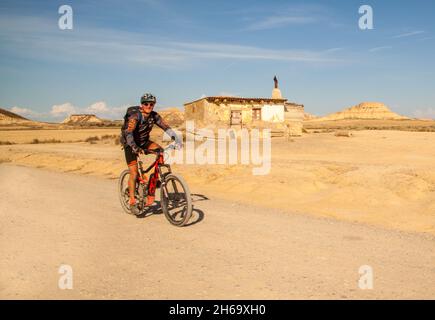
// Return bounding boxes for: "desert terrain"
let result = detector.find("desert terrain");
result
[1,164,434,299]
[1,126,434,235]
[1,105,435,299]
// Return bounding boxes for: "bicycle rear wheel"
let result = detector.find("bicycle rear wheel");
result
[118,169,145,214]
[160,174,192,226]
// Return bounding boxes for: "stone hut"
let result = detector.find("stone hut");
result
[184,77,304,135]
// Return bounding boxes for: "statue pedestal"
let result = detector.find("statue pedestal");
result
[272,88,282,99]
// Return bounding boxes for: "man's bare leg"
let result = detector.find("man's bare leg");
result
[128,160,138,205]
[144,142,163,206]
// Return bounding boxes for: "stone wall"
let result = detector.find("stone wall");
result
[185,98,304,135]
[284,104,304,136]
[184,99,207,123]
[186,100,264,127]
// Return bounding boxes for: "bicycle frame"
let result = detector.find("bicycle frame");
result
[118,143,191,225]
[137,149,172,187]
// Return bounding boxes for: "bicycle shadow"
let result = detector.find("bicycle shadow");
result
[136,193,209,227]
[191,193,210,202]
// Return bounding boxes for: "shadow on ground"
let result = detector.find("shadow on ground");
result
[136,193,209,227]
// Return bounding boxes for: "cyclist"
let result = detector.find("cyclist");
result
[121,93,182,215]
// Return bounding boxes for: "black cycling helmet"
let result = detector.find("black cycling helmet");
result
[140,93,156,104]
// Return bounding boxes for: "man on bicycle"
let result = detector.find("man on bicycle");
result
[121,93,182,215]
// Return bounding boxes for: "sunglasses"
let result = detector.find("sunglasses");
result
[141,102,155,107]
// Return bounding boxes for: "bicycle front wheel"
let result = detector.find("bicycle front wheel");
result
[160,174,192,226]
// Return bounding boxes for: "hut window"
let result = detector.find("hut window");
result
[253,108,261,120]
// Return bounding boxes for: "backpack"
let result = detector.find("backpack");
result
[119,106,143,146]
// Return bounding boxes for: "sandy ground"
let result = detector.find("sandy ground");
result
[303,119,435,132]
[1,129,434,235]
[1,164,434,299]
[0,128,120,144]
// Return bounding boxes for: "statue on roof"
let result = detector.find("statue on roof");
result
[272,75,282,99]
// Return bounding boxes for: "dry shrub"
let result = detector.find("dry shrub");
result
[31,138,61,144]
[99,134,121,145]
[334,130,353,137]
[0,141,15,145]
[101,134,118,140]
[85,136,100,143]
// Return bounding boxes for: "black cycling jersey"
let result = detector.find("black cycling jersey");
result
[122,108,170,151]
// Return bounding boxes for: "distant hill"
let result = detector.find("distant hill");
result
[62,114,104,125]
[304,112,318,120]
[313,102,409,121]
[158,108,184,127]
[0,107,30,124]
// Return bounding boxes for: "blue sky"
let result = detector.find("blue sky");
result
[0,0,434,121]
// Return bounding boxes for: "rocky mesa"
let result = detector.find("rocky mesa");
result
[0,107,30,124]
[62,114,104,125]
[314,102,409,121]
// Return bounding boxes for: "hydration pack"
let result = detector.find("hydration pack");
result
[119,106,143,146]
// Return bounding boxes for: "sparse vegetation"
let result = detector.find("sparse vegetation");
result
[30,138,62,144]
[83,134,120,145]
[85,136,100,143]
[0,128,121,144]
[0,141,15,145]
[335,131,353,137]
[101,134,118,140]
[303,119,435,132]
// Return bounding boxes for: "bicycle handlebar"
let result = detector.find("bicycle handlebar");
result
[140,143,178,156]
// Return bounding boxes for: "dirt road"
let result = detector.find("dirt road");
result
[1,164,434,299]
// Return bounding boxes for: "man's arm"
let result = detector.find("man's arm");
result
[154,113,183,147]
[124,114,141,152]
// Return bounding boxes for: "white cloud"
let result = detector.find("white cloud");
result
[10,106,36,117]
[0,13,341,68]
[86,101,109,113]
[170,42,337,62]
[85,102,128,119]
[49,101,128,120]
[323,48,344,54]
[245,16,316,31]
[413,107,435,119]
[369,46,392,53]
[50,103,76,118]
[92,104,128,119]
[7,103,120,121]
[417,37,434,41]
[392,31,425,39]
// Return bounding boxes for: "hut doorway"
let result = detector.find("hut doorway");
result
[230,110,242,126]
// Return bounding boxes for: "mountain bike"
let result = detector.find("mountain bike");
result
[118,144,192,227]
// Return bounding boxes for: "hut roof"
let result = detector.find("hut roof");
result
[184,96,288,106]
